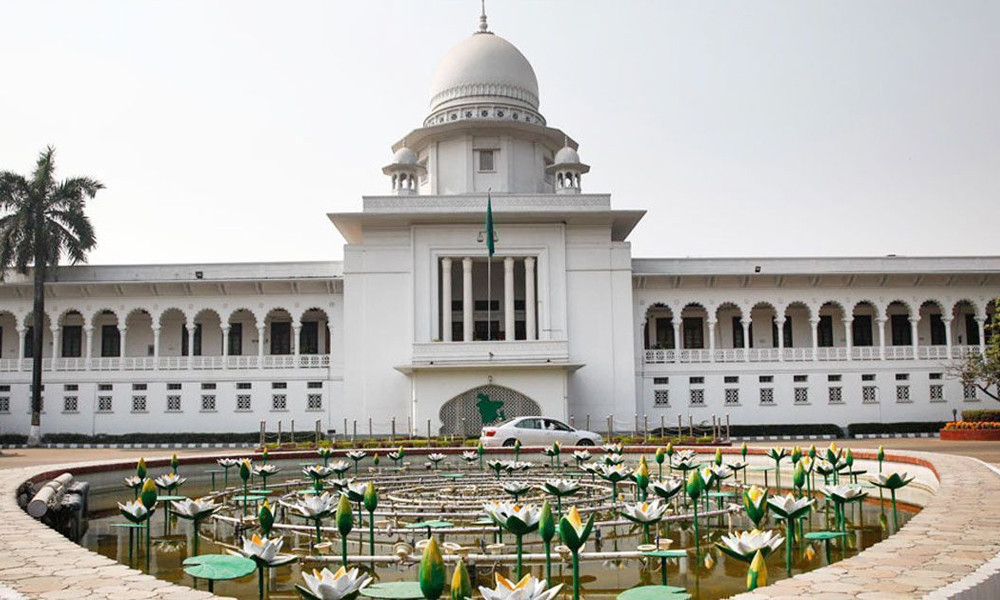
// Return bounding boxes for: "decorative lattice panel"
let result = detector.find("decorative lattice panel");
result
[439,385,541,436]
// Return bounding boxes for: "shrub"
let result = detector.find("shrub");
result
[0,434,28,445]
[728,424,843,438]
[944,421,1000,430]
[962,410,1000,423]
[847,422,946,436]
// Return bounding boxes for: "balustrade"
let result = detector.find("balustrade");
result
[0,354,330,373]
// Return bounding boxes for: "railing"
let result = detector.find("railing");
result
[748,348,781,362]
[642,343,985,366]
[884,346,914,360]
[643,349,675,364]
[952,345,980,358]
[0,354,331,373]
[816,347,848,361]
[714,349,746,363]
[852,346,879,361]
[678,349,712,363]
[782,348,813,362]
[411,340,569,365]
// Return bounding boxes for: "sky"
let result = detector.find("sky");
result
[1,0,998,265]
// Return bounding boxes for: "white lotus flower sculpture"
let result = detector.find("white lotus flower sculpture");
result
[427,453,446,469]
[650,477,684,501]
[479,573,563,600]
[292,492,338,519]
[154,472,185,491]
[767,493,815,519]
[502,481,532,501]
[297,566,372,600]
[118,499,153,524]
[328,460,351,475]
[620,499,669,523]
[345,450,366,460]
[240,534,284,564]
[823,484,868,503]
[602,442,623,454]
[171,497,218,520]
[461,451,479,462]
[604,453,626,466]
[304,465,335,480]
[572,450,592,463]
[717,529,784,562]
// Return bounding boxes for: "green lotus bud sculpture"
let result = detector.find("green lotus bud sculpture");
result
[743,485,769,527]
[654,446,666,478]
[139,478,157,565]
[877,445,885,472]
[686,469,705,554]
[170,453,180,474]
[450,559,471,600]
[513,438,521,460]
[335,493,354,567]
[477,441,485,470]
[740,442,748,459]
[747,549,768,591]
[793,460,806,495]
[538,501,555,582]
[364,482,378,556]
[239,459,253,515]
[634,456,650,500]
[791,446,801,465]
[258,500,275,537]
[136,457,147,481]
[419,537,446,599]
[558,506,595,600]
[714,448,723,466]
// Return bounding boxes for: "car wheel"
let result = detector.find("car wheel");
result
[502,438,518,447]
[577,438,594,447]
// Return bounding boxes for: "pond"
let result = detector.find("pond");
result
[77,451,917,599]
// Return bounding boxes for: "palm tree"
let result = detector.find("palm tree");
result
[0,147,102,446]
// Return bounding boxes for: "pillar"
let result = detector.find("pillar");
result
[258,324,266,362]
[810,318,819,362]
[152,326,160,370]
[910,317,919,357]
[16,327,25,371]
[943,317,953,358]
[293,323,301,357]
[708,319,717,363]
[525,257,536,341]
[462,257,473,342]
[741,318,750,362]
[442,257,453,342]
[776,318,785,362]
[976,317,987,354]
[84,326,93,363]
[186,323,195,359]
[50,326,60,371]
[119,325,128,360]
[672,319,682,364]
[504,256,515,340]
[221,326,229,369]
[877,317,887,360]
[843,318,853,361]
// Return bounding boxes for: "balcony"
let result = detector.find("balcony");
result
[643,345,980,366]
[0,354,331,373]
[406,340,572,371]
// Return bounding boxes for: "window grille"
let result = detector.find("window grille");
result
[724,376,739,384]
[272,394,287,411]
[759,375,773,383]
[689,389,705,406]
[653,389,670,406]
[653,377,669,385]
[201,395,216,411]
[307,381,323,389]
[167,383,182,391]
[760,388,775,405]
[828,387,843,404]
[64,384,79,391]
[98,383,113,391]
[862,374,876,382]
[896,385,910,403]
[689,376,704,384]
[132,383,147,391]
[201,383,217,390]
[132,396,147,412]
[307,394,323,411]
[236,395,251,411]
[895,373,909,381]
[272,382,287,390]
[97,396,113,412]
[929,384,944,403]
[862,386,878,404]
[793,375,808,383]
[725,389,740,405]
[236,382,251,390]
[63,397,78,412]
[166,395,181,412]
[794,387,809,404]
[964,383,979,402]
[827,374,842,382]
[0,397,10,413]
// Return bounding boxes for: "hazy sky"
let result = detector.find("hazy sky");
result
[1,1,997,265]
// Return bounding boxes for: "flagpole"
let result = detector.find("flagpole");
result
[487,255,492,341]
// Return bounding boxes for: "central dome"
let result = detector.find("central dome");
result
[428,31,540,117]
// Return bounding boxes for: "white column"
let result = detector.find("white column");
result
[441,258,453,342]
[186,324,195,359]
[977,317,987,354]
[258,324,266,363]
[776,318,785,362]
[462,257,473,342]
[524,257,536,341]
[84,326,93,363]
[503,256,515,340]
[708,319,717,363]
[293,323,301,357]
[119,326,128,359]
[50,326,60,371]
[810,318,819,362]
[16,327,25,371]
[672,319,682,364]
[221,326,229,369]
[877,317,887,360]
[843,318,853,361]
[910,317,919,358]
[943,317,953,358]
[152,326,160,370]
[741,318,750,362]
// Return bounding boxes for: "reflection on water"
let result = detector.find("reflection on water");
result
[78,458,915,599]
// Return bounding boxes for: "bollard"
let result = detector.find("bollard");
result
[427,419,432,441]
[677,415,682,441]
[688,415,693,438]
[352,420,357,442]
[569,415,575,428]
[634,413,639,437]
[660,415,665,438]
[461,417,466,440]
[259,421,266,448]
[711,415,717,441]
[343,418,348,441]
[291,419,295,443]
[407,416,412,437]
[586,414,591,432]
[368,417,373,438]
[643,414,649,442]
[277,420,283,445]
[315,420,321,445]
[607,415,613,438]
[391,417,396,443]
[726,414,731,441]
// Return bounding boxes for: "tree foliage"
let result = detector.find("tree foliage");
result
[951,299,1000,403]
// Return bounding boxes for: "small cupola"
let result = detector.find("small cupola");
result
[546,141,590,194]
[382,147,425,195]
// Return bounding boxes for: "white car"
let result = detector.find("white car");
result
[480,416,603,448]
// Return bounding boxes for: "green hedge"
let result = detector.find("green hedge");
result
[847,421,946,436]
[42,432,261,444]
[962,410,1000,423]
[728,424,843,438]
[0,434,28,445]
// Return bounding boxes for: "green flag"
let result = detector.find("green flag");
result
[485,193,495,258]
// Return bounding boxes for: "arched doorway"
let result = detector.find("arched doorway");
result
[439,385,541,436]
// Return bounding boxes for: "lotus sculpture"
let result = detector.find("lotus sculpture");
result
[171,497,218,555]
[484,501,540,578]
[717,529,784,563]
[296,566,371,600]
[869,472,915,531]
[620,499,668,544]
[767,493,815,573]
[502,481,532,502]
[479,573,563,600]
[345,450,366,475]
[558,506,595,600]
[540,478,580,518]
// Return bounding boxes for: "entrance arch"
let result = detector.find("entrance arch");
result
[439,385,541,436]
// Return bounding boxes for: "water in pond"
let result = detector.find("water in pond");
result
[78,455,915,599]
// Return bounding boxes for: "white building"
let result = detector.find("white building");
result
[1,15,997,437]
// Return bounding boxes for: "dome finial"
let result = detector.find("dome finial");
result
[478,0,490,33]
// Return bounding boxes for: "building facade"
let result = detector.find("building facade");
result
[1,16,997,437]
